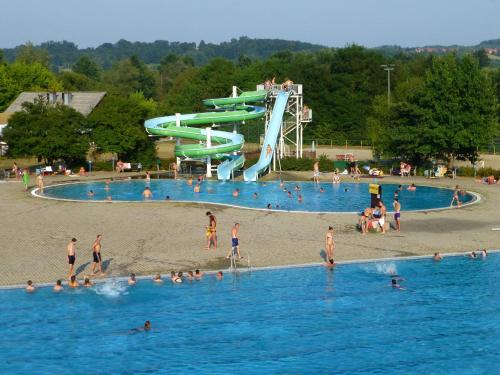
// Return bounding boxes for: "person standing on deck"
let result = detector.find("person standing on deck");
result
[67,238,77,279]
[22,169,30,191]
[313,161,320,183]
[325,226,335,263]
[393,198,401,232]
[91,234,104,276]
[205,211,217,250]
[226,223,241,260]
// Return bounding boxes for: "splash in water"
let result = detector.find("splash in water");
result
[93,279,128,298]
[375,263,398,276]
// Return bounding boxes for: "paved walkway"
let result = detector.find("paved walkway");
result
[0,171,498,286]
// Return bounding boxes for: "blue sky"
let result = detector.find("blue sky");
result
[1,0,499,48]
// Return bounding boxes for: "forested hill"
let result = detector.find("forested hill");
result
[1,37,326,68]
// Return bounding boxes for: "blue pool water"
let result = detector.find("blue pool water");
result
[1,254,499,374]
[39,179,473,212]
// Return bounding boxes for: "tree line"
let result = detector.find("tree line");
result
[0,42,498,168]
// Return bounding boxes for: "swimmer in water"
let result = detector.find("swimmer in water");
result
[468,251,477,259]
[87,190,95,198]
[195,269,203,280]
[320,187,325,193]
[83,277,93,288]
[267,203,272,209]
[298,194,303,203]
[69,275,79,288]
[130,321,151,334]
[187,177,193,186]
[165,195,170,200]
[295,185,301,191]
[193,184,200,193]
[232,189,240,198]
[153,274,163,283]
[253,192,258,199]
[433,252,442,261]
[216,271,223,280]
[26,280,35,293]
[187,271,194,281]
[142,187,153,199]
[279,180,284,188]
[53,279,64,292]
[128,273,137,285]
[407,183,416,191]
[344,188,349,192]
[287,191,293,198]
[482,249,487,258]
[391,278,405,290]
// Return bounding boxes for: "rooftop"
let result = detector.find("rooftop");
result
[5,91,106,116]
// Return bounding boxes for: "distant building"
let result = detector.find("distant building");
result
[4,91,106,116]
[484,48,500,55]
[0,112,13,137]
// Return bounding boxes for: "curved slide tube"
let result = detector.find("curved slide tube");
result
[243,91,290,182]
[144,91,267,180]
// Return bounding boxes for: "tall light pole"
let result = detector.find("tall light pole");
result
[381,64,395,106]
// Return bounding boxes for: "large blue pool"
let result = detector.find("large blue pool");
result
[1,253,498,374]
[37,179,474,212]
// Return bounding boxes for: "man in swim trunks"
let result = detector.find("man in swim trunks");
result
[205,211,217,250]
[378,201,387,234]
[325,226,335,263]
[226,223,241,259]
[67,238,77,279]
[393,198,401,232]
[91,234,104,276]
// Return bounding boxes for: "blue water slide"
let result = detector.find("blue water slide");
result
[217,154,245,181]
[243,91,290,181]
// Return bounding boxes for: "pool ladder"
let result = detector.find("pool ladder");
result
[228,249,252,274]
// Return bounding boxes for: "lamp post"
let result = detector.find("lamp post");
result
[381,64,395,106]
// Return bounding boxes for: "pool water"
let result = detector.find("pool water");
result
[1,253,499,374]
[39,179,473,212]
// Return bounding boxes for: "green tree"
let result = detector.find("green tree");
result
[3,97,89,164]
[102,56,156,98]
[472,49,490,68]
[73,55,100,80]
[88,94,157,166]
[15,42,50,68]
[0,62,61,111]
[59,71,96,91]
[374,54,498,165]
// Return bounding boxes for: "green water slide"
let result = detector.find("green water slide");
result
[144,90,267,179]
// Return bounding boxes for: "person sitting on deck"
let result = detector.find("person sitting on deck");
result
[116,160,125,173]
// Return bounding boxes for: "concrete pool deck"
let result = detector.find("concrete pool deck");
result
[0,171,498,286]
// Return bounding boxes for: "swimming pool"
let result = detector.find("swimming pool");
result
[1,253,499,374]
[35,179,474,213]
